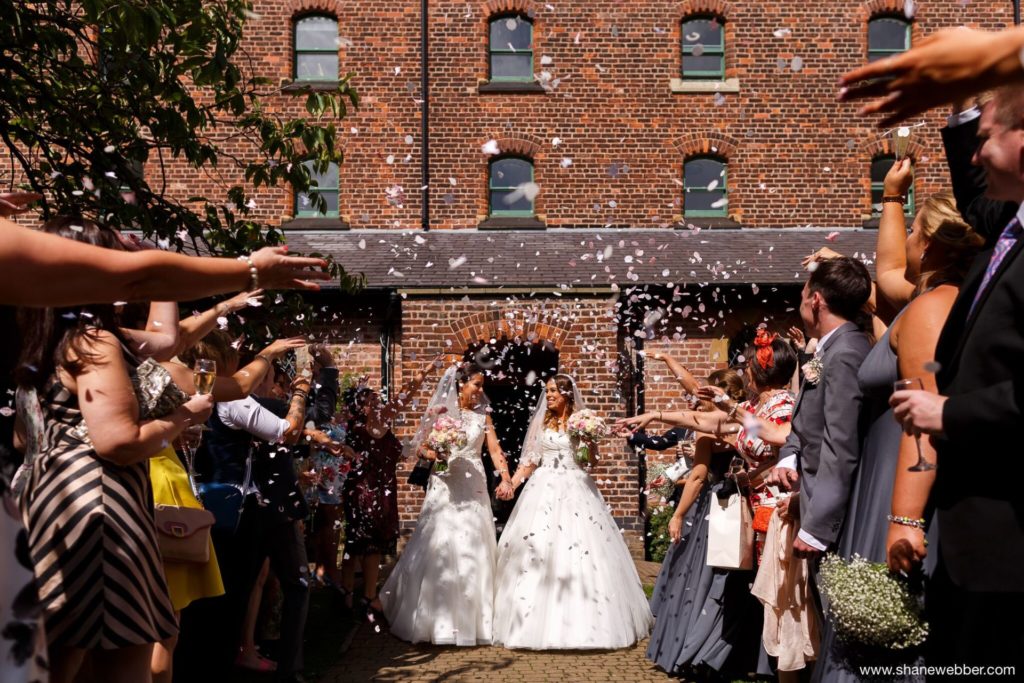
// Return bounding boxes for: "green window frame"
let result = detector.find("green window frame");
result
[489,14,534,82]
[295,161,339,218]
[294,15,339,81]
[867,17,910,63]
[681,16,725,80]
[489,157,535,217]
[871,155,914,217]
[683,156,728,217]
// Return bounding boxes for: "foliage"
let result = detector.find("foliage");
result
[0,0,364,311]
[647,503,674,563]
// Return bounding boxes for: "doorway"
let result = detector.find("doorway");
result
[463,336,559,532]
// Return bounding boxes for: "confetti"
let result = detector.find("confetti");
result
[481,139,501,156]
[791,56,804,72]
[773,28,792,38]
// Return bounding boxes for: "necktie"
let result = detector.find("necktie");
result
[969,217,1022,317]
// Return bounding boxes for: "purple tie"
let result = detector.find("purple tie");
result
[969,217,1022,317]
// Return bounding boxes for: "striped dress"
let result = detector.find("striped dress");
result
[19,370,177,649]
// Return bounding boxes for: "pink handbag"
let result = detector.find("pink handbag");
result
[154,504,215,564]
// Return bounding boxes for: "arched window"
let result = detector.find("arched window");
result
[681,16,725,80]
[294,15,339,81]
[489,157,535,217]
[683,156,728,217]
[871,154,914,217]
[295,161,339,217]
[868,17,910,63]
[489,15,533,82]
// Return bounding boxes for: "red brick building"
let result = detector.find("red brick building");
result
[59,1,1024,555]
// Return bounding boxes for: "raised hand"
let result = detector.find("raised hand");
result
[787,326,806,352]
[221,288,264,314]
[0,191,44,217]
[615,413,656,433]
[801,246,842,269]
[884,158,914,197]
[258,336,307,360]
[249,246,331,291]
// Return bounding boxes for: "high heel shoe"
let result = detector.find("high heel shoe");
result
[360,596,388,628]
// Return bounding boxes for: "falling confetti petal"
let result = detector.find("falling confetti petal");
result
[481,139,501,155]
[791,56,804,72]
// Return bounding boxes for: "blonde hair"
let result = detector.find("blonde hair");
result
[916,190,984,288]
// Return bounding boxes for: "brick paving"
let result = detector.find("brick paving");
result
[320,559,674,683]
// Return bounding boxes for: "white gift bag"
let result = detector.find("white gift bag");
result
[706,492,754,570]
[664,458,690,483]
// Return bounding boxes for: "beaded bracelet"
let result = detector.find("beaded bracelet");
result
[237,254,258,291]
[888,514,926,529]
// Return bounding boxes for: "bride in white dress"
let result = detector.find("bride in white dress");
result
[493,374,653,650]
[381,363,514,645]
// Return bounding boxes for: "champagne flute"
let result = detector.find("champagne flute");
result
[193,359,217,396]
[893,378,936,472]
[179,424,204,498]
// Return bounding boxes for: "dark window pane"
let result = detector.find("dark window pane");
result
[491,53,533,79]
[868,18,908,52]
[685,190,726,213]
[684,159,726,189]
[491,189,533,213]
[296,16,338,50]
[871,187,884,207]
[490,16,532,51]
[682,54,723,74]
[682,19,722,47]
[296,53,338,80]
[871,157,894,182]
[491,158,532,187]
[297,190,339,215]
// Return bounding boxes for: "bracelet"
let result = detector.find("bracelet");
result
[882,195,906,204]
[728,403,740,419]
[291,390,309,401]
[237,254,258,290]
[888,514,926,529]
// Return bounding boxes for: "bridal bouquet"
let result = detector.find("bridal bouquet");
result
[817,553,928,655]
[567,409,609,464]
[426,415,467,473]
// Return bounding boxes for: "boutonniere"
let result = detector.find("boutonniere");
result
[802,356,824,385]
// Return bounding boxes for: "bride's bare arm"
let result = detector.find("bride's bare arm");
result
[485,415,514,499]
[511,461,538,489]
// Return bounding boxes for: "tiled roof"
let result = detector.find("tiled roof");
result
[284,228,879,289]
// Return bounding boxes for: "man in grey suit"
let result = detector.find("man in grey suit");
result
[769,257,873,560]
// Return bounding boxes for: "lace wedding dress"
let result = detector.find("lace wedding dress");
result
[493,428,653,650]
[381,407,497,645]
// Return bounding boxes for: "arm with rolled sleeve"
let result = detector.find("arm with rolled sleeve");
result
[217,397,289,443]
[800,347,866,547]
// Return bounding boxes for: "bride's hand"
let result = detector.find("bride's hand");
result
[495,481,514,500]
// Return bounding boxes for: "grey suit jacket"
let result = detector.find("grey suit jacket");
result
[780,322,872,546]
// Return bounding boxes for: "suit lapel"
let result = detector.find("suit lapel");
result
[945,237,1024,372]
[791,322,856,419]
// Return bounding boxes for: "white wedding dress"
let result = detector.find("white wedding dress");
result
[493,428,653,650]
[381,408,496,645]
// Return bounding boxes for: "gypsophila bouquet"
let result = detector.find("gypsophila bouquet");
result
[645,463,676,500]
[818,554,928,653]
[567,409,608,464]
[426,415,467,474]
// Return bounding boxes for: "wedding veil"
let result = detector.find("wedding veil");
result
[519,373,584,467]
[402,364,492,458]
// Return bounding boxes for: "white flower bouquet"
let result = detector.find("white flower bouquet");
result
[818,554,928,656]
[567,409,609,464]
[426,415,467,474]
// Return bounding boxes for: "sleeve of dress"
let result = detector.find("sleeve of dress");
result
[218,397,290,443]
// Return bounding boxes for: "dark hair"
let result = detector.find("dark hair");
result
[744,335,798,390]
[807,257,872,321]
[544,374,577,428]
[17,218,128,389]
[455,362,484,389]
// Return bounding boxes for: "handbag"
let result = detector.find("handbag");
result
[407,457,433,489]
[154,504,215,563]
[706,487,755,570]
[198,482,246,532]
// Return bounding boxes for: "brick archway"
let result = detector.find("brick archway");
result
[672,131,739,159]
[446,310,570,353]
[864,136,925,163]
[286,0,343,17]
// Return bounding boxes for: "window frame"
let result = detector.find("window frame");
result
[293,14,340,82]
[680,15,726,81]
[488,156,536,218]
[683,156,729,218]
[294,160,340,218]
[870,154,915,217]
[489,14,534,83]
[867,16,911,63]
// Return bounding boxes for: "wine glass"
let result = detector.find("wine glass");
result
[179,424,204,498]
[193,359,217,396]
[893,378,936,472]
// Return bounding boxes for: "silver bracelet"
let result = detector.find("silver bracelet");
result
[237,254,258,290]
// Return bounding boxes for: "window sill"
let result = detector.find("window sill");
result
[478,81,548,94]
[477,216,547,230]
[281,80,342,93]
[670,77,740,94]
[280,217,350,230]
[677,216,741,229]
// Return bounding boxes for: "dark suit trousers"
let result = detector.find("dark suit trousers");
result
[927,553,1024,677]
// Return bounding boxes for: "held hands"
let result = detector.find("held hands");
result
[884,158,914,197]
[890,390,947,437]
[887,524,928,574]
[495,480,515,501]
[766,466,799,492]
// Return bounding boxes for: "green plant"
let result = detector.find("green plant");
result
[647,503,675,563]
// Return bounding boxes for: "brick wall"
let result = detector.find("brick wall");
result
[103,0,1008,232]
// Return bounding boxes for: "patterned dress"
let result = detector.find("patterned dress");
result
[735,390,796,464]
[19,371,177,649]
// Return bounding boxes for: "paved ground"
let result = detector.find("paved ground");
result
[318,560,674,683]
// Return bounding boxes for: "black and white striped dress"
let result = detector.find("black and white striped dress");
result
[19,372,177,649]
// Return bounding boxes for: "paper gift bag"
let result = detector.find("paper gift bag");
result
[707,492,754,570]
